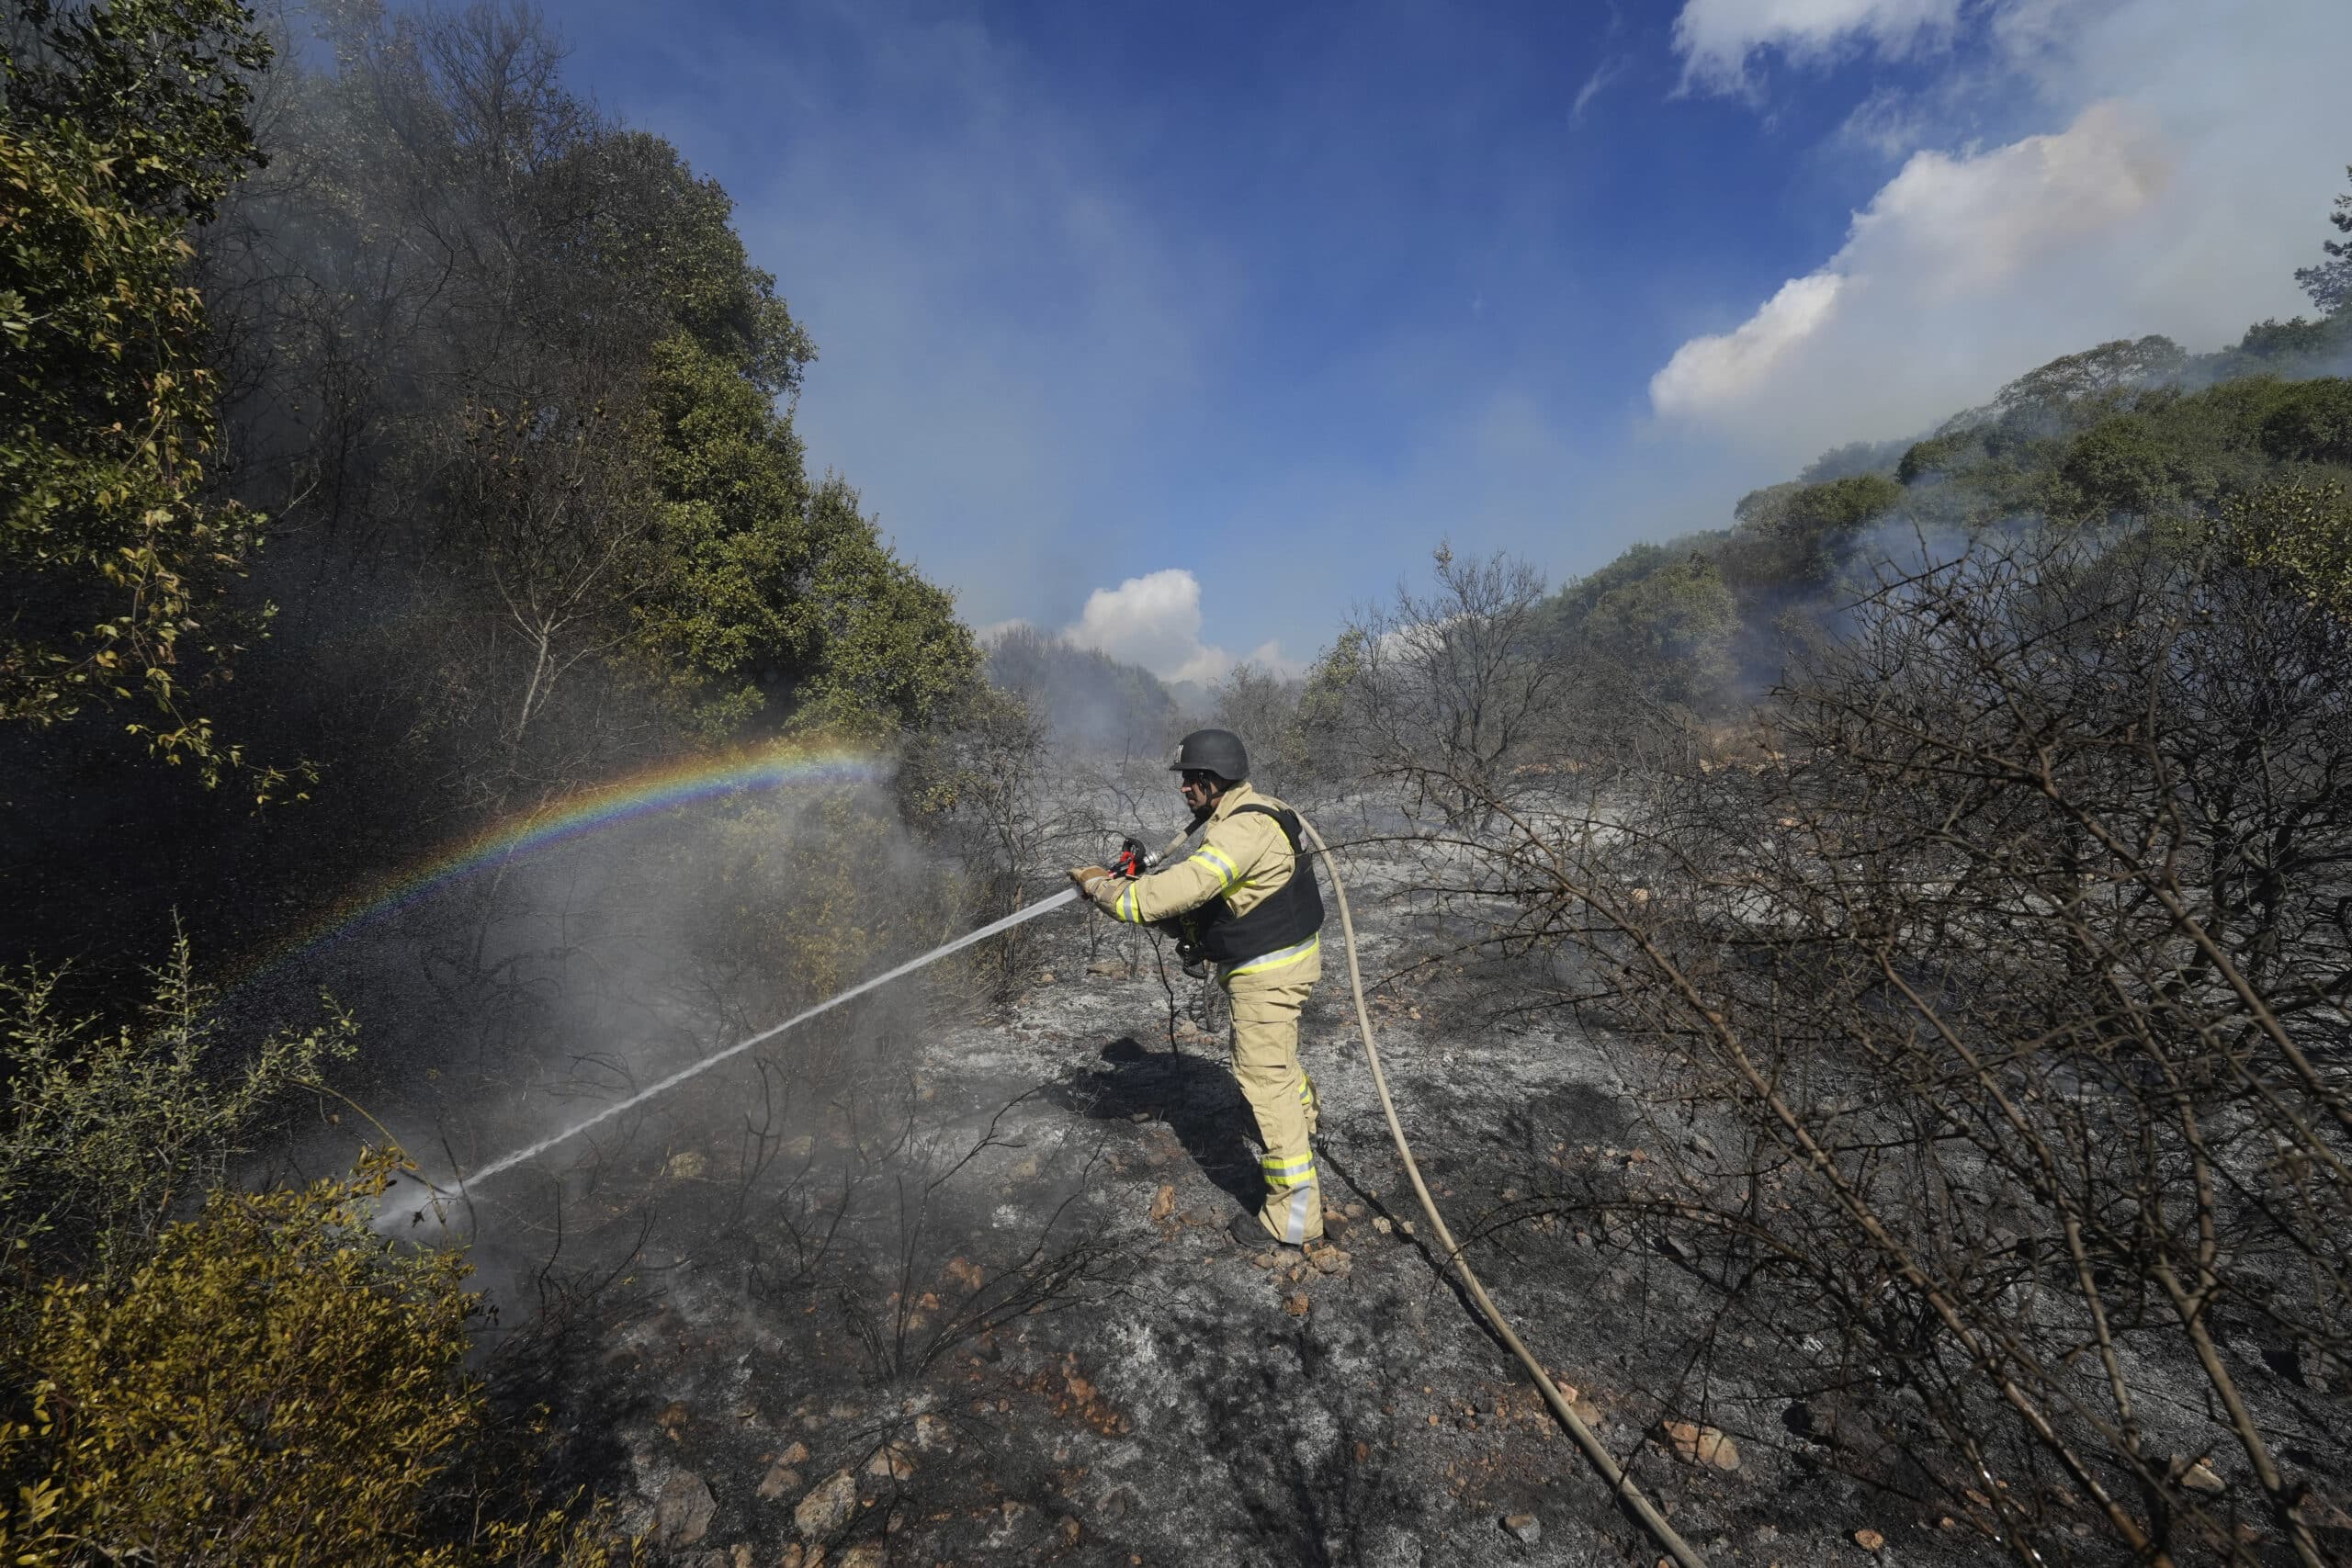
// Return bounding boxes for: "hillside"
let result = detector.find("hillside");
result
[1545,315,2352,716]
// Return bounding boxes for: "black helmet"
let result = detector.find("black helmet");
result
[1170,728,1249,783]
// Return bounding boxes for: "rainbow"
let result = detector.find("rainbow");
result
[257,740,887,976]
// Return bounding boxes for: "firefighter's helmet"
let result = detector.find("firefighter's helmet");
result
[1170,728,1250,783]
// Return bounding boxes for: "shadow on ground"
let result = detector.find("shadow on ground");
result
[1050,1035,1262,1212]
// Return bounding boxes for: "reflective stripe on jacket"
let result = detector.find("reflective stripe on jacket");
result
[1090,784,1318,971]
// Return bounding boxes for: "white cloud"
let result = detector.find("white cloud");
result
[1851,101,2168,294]
[1648,0,2347,460]
[1651,272,1848,417]
[1655,99,2165,415]
[1571,54,1632,124]
[1674,0,1962,91]
[1062,569,1287,685]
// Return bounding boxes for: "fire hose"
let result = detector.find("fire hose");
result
[1293,811,1710,1568]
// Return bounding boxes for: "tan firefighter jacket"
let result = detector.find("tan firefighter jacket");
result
[1084,782,1322,980]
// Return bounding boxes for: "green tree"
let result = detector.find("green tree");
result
[629,334,977,739]
[1995,334,2188,416]
[1721,472,1905,589]
[1896,432,1969,484]
[2295,164,2352,315]
[1,0,285,794]
[1580,552,1739,712]
[2052,412,2187,519]
[1294,625,1368,781]
[190,8,977,798]
[2258,378,2352,467]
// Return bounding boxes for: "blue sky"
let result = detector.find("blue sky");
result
[548,0,2348,681]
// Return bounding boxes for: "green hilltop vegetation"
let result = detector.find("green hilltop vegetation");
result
[1542,313,2352,715]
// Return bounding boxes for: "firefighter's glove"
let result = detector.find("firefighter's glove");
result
[1067,865,1114,901]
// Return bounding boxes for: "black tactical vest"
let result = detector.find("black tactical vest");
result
[1182,804,1326,966]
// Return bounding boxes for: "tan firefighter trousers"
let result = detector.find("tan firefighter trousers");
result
[1226,946,1323,1245]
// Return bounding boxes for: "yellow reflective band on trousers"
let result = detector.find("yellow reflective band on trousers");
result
[1222,931,1320,979]
[1261,1150,1316,1190]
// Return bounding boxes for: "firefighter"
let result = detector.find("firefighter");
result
[1068,729,1328,1249]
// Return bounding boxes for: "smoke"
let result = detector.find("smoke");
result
[984,625,1188,756]
[256,772,961,1280]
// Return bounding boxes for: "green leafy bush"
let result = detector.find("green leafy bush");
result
[0,1153,643,1567]
[2229,478,2352,615]
[0,930,356,1277]
[0,1155,477,1563]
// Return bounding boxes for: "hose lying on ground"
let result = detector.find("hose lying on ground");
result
[1297,812,1711,1568]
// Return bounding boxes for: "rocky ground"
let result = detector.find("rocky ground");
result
[458,836,2032,1568]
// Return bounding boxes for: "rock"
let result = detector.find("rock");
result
[1250,1252,1277,1269]
[1372,1215,1393,1235]
[914,1413,954,1451]
[795,1470,859,1541]
[662,1150,707,1180]
[756,1462,802,1501]
[1087,957,1124,977]
[658,1399,691,1438]
[655,1472,717,1550]
[1283,1292,1311,1316]
[1854,1529,1886,1551]
[780,1439,809,1466]
[1503,1513,1542,1544]
[730,1547,754,1568]
[985,1499,1046,1551]
[1310,1246,1351,1275]
[1656,1419,1741,1471]
[2181,1458,2226,1495]
[1150,1184,1175,1221]
[1323,1209,1351,1238]
[838,1545,885,1568]
[1035,971,1057,985]
[1057,1516,1082,1545]
[865,1440,916,1481]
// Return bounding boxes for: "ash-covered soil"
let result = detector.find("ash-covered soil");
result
[451,840,2019,1568]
